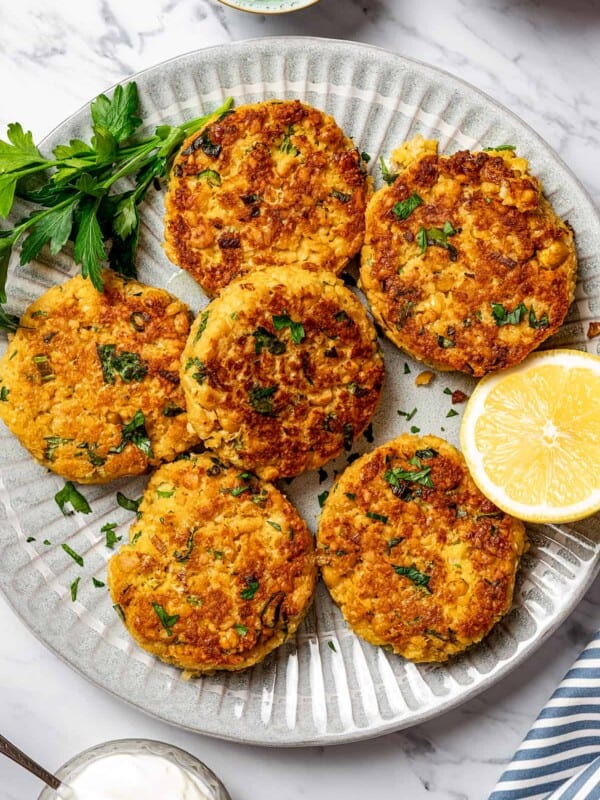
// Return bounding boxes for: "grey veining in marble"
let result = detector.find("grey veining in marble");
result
[0,1,599,799]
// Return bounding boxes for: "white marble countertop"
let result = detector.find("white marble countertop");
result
[1,1,599,798]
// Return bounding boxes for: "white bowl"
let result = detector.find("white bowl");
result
[218,0,320,14]
[37,739,231,800]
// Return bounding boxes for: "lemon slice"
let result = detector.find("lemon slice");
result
[460,349,600,523]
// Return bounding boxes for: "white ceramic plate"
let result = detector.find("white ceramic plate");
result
[1,37,600,746]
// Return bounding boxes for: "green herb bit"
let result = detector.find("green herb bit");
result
[0,386,9,401]
[55,481,92,516]
[327,640,337,652]
[131,531,142,544]
[101,522,121,549]
[386,537,404,553]
[279,126,300,156]
[116,492,141,513]
[187,595,203,607]
[360,152,371,163]
[331,189,352,203]
[92,577,105,588]
[267,520,282,531]
[253,326,286,355]
[174,530,196,562]
[415,448,438,460]
[61,543,84,567]
[235,623,249,637]
[249,384,278,415]
[392,192,423,221]
[152,602,179,636]
[43,539,51,546]
[410,425,420,433]
[343,423,354,451]
[129,311,151,332]
[197,169,221,187]
[162,403,184,417]
[446,408,459,418]
[96,344,147,384]
[437,335,455,349]
[26,536,35,543]
[318,490,330,509]
[483,144,516,152]
[528,306,549,329]
[113,603,126,622]
[379,156,398,185]
[385,465,433,489]
[241,577,260,600]
[194,310,210,342]
[43,435,73,461]
[417,223,458,260]
[397,407,417,422]
[443,387,452,395]
[393,563,432,593]
[70,577,80,602]
[109,409,153,458]
[184,356,207,385]
[491,302,527,326]
[76,441,106,467]
[367,511,388,523]
[345,492,356,501]
[272,313,305,344]
[156,483,175,498]
[403,363,411,374]
[33,354,55,382]
[0,307,19,333]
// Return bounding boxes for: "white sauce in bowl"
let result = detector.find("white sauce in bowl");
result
[58,753,214,800]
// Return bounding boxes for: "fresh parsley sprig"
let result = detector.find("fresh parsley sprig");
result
[0,83,233,307]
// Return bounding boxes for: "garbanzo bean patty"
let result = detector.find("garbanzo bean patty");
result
[0,271,199,483]
[107,455,316,674]
[360,137,577,376]
[317,434,527,662]
[180,265,385,481]
[164,99,368,297]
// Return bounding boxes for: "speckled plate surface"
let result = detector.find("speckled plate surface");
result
[1,37,600,746]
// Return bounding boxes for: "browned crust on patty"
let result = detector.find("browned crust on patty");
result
[0,271,199,482]
[360,142,577,376]
[107,455,316,673]
[317,434,527,662]
[164,100,368,296]
[180,265,385,481]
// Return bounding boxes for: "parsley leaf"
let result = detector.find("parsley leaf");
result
[109,409,153,458]
[392,192,423,221]
[272,313,305,344]
[174,530,196,562]
[240,577,260,600]
[393,563,432,593]
[90,82,142,145]
[0,122,45,173]
[235,623,249,636]
[528,306,549,329]
[0,305,19,333]
[253,326,286,355]
[483,144,516,152]
[101,522,121,550]
[384,464,434,490]
[249,384,278,415]
[116,492,140,513]
[55,481,92,516]
[61,543,84,567]
[152,602,179,636]
[379,156,398,185]
[97,345,148,384]
[74,198,106,292]
[491,302,527,326]
[70,577,81,602]
[417,223,459,260]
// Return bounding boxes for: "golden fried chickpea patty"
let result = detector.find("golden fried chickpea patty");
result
[317,434,527,662]
[180,265,385,481]
[360,137,577,376]
[107,455,316,673]
[0,271,199,483]
[164,99,368,297]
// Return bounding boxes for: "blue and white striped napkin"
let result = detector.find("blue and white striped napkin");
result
[490,630,600,800]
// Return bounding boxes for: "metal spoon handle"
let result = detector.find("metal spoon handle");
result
[0,734,61,790]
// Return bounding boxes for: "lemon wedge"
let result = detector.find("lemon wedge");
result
[460,349,600,523]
